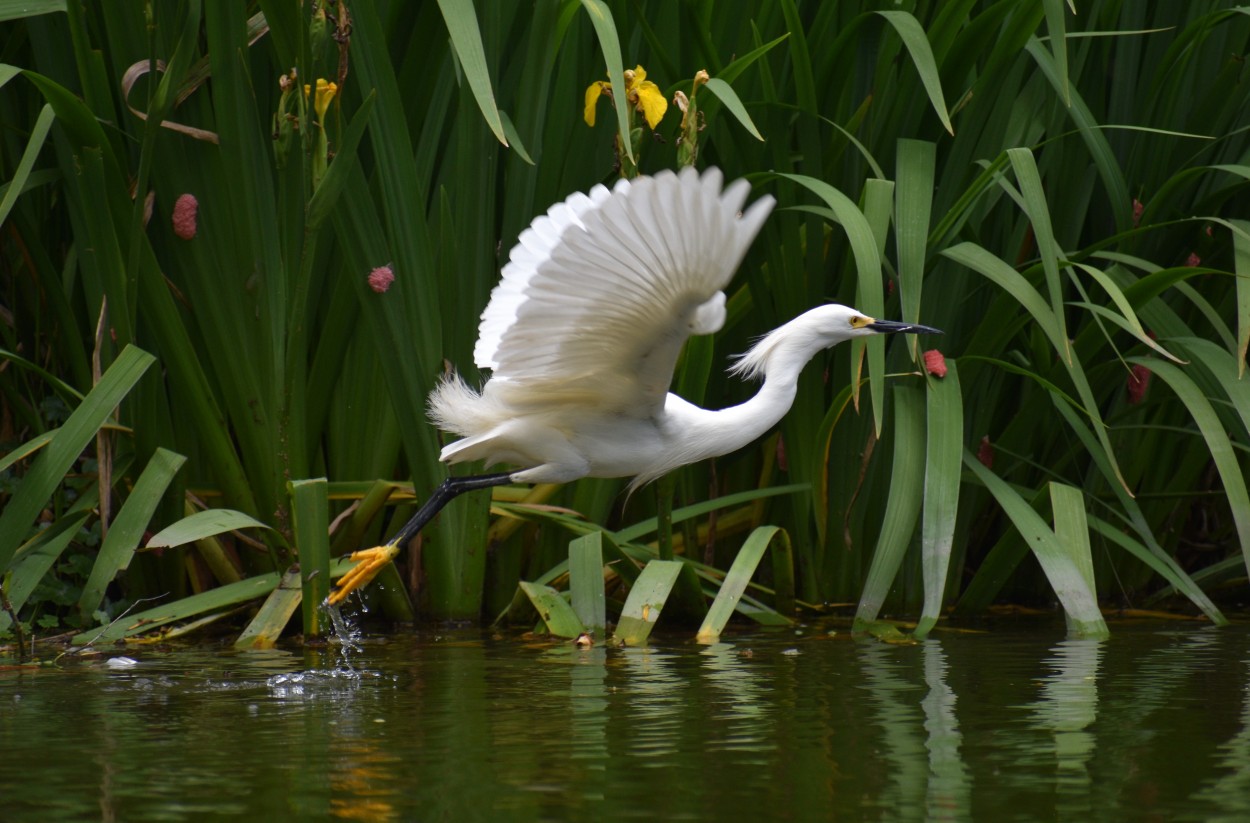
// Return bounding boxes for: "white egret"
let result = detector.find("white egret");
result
[330,166,940,604]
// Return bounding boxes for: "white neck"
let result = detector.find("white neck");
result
[659,309,839,471]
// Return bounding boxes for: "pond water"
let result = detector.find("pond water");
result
[2,619,1248,822]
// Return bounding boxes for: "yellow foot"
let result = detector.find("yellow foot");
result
[328,543,402,606]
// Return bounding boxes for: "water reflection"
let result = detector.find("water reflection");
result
[856,639,972,821]
[1,624,1249,821]
[567,646,609,770]
[1031,638,1103,818]
[616,645,686,766]
[699,642,773,754]
[858,640,929,819]
[1193,656,1250,821]
[922,641,971,821]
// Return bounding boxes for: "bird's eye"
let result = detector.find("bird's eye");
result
[850,315,872,329]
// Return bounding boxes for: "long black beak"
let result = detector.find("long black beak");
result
[868,319,944,335]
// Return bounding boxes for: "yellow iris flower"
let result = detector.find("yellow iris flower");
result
[303,78,338,121]
[583,65,667,129]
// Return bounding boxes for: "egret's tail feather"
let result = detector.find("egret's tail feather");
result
[428,372,498,438]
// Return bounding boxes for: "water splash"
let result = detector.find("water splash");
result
[265,667,364,700]
[323,598,364,659]
[258,598,375,699]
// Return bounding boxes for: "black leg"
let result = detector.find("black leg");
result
[388,472,514,548]
[329,472,516,605]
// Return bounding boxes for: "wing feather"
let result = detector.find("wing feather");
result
[475,167,774,417]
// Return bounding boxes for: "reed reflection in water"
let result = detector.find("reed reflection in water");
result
[1,625,1248,821]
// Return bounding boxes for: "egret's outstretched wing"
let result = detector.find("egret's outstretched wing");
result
[475,167,774,418]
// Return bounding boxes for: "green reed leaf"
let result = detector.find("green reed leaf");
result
[697,526,793,643]
[701,78,763,140]
[1232,218,1250,376]
[1069,262,1183,362]
[915,358,962,639]
[437,0,507,146]
[1048,483,1098,630]
[854,383,926,629]
[234,567,303,650]
[579,0,632,165]
[0,513,88,633]
[613,560,682,646]
[1129,358,1250,581]
[943,242,1063,350]
[717,33,789,85]
[0,103,53,228]
[568,531,607,636]
[146,509,273,549]
[1048,398,1226,625]
[895,139,936,341]
[289,478,330,637]
[1172,337,1250,440]
[72,557,358,645]
[1086,514,1224,625]
[876,11,953,134]
[944,241,1127,491]
[1069,303,1183,363]
[0,1,65,22]
[519,581,584,639]
[1041,0,1070,107]
[777,172,886,431]
[78,448,186,621]
[0,345,154,574]
[1008,147,1069,362]
[963,453,1108,638]
[1025,37,1131,232]
[497,109,533,165]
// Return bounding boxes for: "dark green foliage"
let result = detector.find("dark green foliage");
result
[1,1,1247,644]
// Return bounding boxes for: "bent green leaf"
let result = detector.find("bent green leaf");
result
[519,581,584,639]
[235,567,303,650]
[613,559,682,646]
[702,77,763,140]
[876,11,953,134]
[963,452,1108,638]
[1129,358,1250,580]
[146,508,273,549]
[697,525,793,643]
[436,0,508,146]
